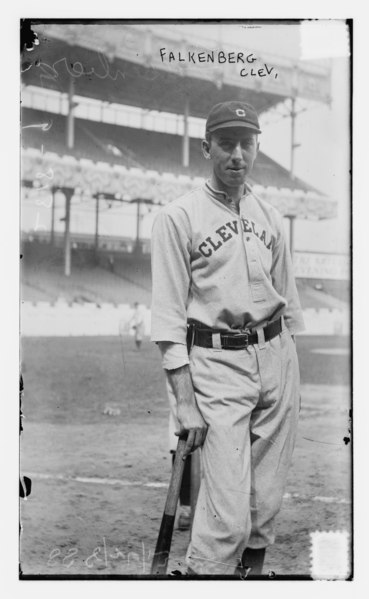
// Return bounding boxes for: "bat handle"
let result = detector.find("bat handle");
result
[164,437,187,515]
[190,448,201,528]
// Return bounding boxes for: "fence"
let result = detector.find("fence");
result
[20,302,349,337]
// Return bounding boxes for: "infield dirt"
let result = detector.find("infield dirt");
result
[20,335,351,577]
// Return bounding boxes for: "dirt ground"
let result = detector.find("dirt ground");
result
[19,335,351,578]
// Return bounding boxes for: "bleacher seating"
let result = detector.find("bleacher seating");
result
[21,244,152,306]
[22,240,349,313]
[296,279,349,310]
[99,254,151,292]
[21,281,55,303]
[297,278,350,304]
[22,103,343,314]
[22,107,315,192]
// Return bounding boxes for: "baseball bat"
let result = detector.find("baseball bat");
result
[150,436,188,575]
[190,448,201,529]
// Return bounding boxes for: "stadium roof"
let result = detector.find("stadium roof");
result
[21,22,337,229]
[22,22,331,119]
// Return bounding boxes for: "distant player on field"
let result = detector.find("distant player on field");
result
[129,302,145,350]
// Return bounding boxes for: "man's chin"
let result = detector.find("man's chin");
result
[224,171,247,185]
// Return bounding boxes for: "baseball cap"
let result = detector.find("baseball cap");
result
[206,101,261,134]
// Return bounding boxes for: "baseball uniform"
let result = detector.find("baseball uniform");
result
[129,304,145,348]
[151,103,304,575]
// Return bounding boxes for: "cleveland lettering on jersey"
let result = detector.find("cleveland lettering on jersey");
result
[198,218,273,258]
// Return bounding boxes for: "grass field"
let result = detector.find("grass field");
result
[20,334,351,578]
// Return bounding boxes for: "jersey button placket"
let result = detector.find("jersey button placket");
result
[244,236,258,277]
[242,228,267,303]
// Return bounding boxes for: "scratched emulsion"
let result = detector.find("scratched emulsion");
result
[20,19,39,75]
[19,22,351,578]
[20,19,39,53]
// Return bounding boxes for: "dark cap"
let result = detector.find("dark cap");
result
[206,101,261,134]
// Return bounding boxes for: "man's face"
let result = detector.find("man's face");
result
[203,127,259,191]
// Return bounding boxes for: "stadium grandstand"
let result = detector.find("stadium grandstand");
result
[21,22,349,333]
[22,107,316,191]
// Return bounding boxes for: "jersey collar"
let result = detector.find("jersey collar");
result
[204,181,252,213]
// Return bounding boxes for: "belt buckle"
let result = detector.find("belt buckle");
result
[232,331,249,349]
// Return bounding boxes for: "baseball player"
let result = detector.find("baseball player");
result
[129,302,145,350]
[151,101,304,576]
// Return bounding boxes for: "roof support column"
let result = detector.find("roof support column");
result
[63,188,73,277]
[288,215,296,258]
[63,76,75,276]
[50,187,56,246]
[290,67,300,182]
[135,199,142,255]
[66,76,75,150]
[182,96,190,168]
[95,194,100,262]
[290,96,296,181]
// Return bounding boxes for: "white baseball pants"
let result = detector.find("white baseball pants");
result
[185,323,300,575]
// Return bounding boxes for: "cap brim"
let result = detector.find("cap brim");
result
[208,121,261,134]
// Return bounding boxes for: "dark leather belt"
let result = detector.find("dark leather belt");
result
[187,317,282,350]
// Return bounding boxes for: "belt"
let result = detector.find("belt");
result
[188,317,282,350]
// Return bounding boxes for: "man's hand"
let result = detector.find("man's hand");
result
[176,402,208,458]
[166,364,208,458]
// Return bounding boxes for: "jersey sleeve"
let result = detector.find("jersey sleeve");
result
[150,207,192,344]
[271,214,305,335]
[158,341,190,370]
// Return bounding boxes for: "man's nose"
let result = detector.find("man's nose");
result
[231,143,243,160]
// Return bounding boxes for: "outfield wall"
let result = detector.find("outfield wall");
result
[20,302,349,337]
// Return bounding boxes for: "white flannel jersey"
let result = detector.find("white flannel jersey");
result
[151,182,304,351]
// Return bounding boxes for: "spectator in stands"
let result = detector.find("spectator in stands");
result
[129,302,145,350]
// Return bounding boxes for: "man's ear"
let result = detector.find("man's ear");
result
[202,139,211,160]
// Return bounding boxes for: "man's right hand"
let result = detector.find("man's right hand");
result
[176,401,208,458]
[166,364,208,458]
